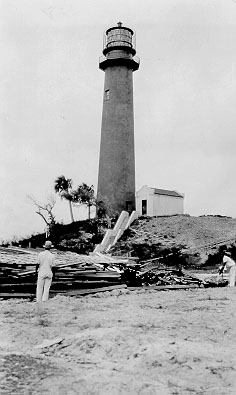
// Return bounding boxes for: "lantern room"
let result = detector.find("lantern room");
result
[103,22,136,56]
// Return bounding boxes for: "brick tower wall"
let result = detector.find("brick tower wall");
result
[97,64,135,214]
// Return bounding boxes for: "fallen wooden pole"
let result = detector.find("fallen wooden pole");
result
[65,284,127,296]
[127,284,200,291]
[146,284,199,290]
[0,293,35,299]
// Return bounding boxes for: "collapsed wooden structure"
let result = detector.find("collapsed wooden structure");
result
[0,247,129,299]
[0,246,227,299]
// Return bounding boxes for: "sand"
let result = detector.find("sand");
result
[1,287,236,395]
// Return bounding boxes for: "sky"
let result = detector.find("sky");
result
[1,0,236,241]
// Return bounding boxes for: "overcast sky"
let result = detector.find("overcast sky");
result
[1,0,236,241]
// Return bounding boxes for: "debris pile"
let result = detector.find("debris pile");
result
[0,247,128,299]
[0,245,229,299]
[137,267,203,287]
[124,257,229,288]
[120,260,205,288]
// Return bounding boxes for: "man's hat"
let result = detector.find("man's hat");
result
[224,250,231,257]
[43,240,54,249]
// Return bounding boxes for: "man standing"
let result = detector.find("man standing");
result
[219,251,236,287]
[36,240,55,302]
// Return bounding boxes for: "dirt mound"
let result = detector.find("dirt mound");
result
[111,215,236,266]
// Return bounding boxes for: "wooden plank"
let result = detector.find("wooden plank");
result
[127,284,200,291]
[56,262,91,269]
[56,270,97,275]
[82,271,120,276]
[146,284,199,290]
[56,268,96,272]
[0,283,36,288]
[16,268,98,277]
[0,293,35,298]
[16,271,37,277]
[65,284,127,296]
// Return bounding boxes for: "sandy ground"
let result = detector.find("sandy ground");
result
[1,286,236,395]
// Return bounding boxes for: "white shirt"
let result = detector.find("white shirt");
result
[37,250,55,278]
[223,255,235,268]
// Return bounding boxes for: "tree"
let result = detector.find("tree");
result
[27,194,57,232]
[95,197,108,218]
[54,175,75,222]
[95,194,119,220]
[72,183,96,220]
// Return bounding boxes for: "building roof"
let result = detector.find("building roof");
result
[151,188,184,198]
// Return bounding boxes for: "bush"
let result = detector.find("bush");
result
[14,218,108,253]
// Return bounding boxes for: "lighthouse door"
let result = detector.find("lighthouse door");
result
[126,201,132,214]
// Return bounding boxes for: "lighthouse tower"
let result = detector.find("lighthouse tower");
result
[97,22,139,215]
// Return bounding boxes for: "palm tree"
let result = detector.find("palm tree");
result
[73,183,96,220]
[54,175,75,222]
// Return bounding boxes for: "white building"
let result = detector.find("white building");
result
[136,185,184,216]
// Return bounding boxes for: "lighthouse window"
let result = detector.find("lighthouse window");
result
[104,89,110,100]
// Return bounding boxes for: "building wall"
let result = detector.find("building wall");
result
[153,194,184,216]
[135,185,154,215]
[136,185,184,216]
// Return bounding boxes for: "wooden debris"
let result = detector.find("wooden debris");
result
[0,247,126,298]
[135,267,204,287]
[0,246,227,299]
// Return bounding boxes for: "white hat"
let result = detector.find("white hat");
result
[43,240,54,249]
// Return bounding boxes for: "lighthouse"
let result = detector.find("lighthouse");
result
[97,22,139,215]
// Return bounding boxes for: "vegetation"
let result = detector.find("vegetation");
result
[71,183,96,220]
[54,175,101,221]
[27,195,56,231]
[0,175,111,251]
[54,175,75,222]
[8,218,108,254]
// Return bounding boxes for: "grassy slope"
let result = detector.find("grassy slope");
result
[112,215,236,265]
